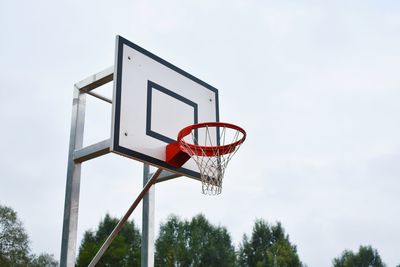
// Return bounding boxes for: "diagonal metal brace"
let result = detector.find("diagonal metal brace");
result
[88,168,163,267]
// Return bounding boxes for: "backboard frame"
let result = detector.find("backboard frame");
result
[61,35,223,267]
[111,35,220,179]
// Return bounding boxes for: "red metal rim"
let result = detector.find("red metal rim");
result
[177,122,247,156]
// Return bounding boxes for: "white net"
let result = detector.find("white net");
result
[179,125,244,195]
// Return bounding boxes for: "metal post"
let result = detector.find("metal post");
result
[142,164,155,267]
[60,87,86,267]
[88,168,163,267]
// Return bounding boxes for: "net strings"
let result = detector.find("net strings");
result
[180,126,242,195]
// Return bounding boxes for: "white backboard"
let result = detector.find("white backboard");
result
[111,36,219,179]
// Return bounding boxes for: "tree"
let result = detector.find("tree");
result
[155,214,236,267]
[154,215,186,266]
[0,204,30,266]
[76,214,141,267]
[29,253,58,267]
[0,204,58,267]
[332,245,386,267]
[186,214,236,266]
[238,219,303,267]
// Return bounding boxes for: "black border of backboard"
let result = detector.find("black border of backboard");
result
[112,35,219,179]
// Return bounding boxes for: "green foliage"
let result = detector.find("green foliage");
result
[29,253,58,267]
[238,219,302,267]
[76,214,141,267]
[0,204,31,266]
[154,215,186,266]
[0,204,58,267]
[155,214,236,267]
[332,245,386,267]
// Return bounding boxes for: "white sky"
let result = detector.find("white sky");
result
[1,1,400,266]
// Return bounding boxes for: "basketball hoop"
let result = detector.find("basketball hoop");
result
[166,122,246,195]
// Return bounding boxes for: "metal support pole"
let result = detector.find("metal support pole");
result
[142,164,155,267]
[88,168,163,267]
[60,87,86,267]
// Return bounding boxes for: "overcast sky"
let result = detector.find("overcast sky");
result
[1,1,400,266]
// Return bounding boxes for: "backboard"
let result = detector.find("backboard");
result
[111,36,219,179]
